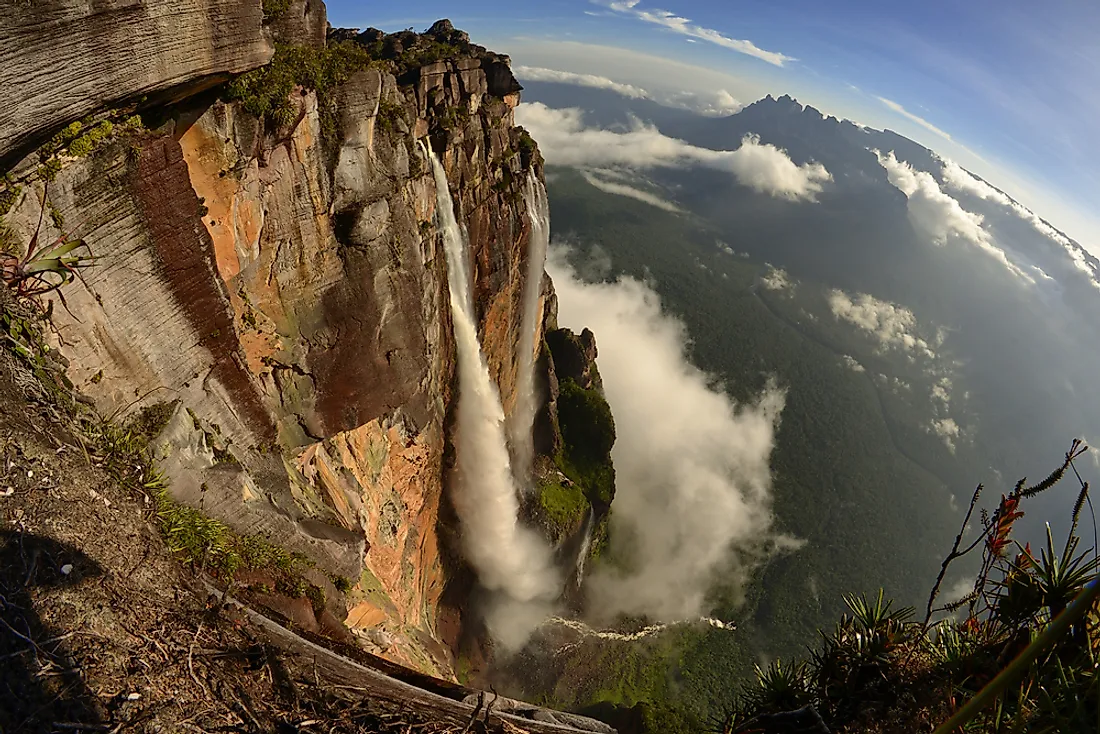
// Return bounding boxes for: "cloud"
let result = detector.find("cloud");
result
[940,159,1100,291]
[760,266,793,291]
[931,417,961,453]
[876,97,954,142]
[581,170,682,212]
[660,88,743,117]
[548,248,794,622]
[876,151,1035,284]
[517,103,831,201]
[841,355,865,373]
[940,158,1011,207]
[598,0,795,66]
[828,289,936,360]
[513,65,650,99]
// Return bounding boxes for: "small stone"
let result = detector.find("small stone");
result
[0,487,13,497]
[126,692,141,701]
[60,564,73,575]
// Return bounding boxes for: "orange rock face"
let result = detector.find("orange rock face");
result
[5,37,545,678]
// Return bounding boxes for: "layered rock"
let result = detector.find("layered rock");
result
[0,0,274,170]
[0,10,550,676]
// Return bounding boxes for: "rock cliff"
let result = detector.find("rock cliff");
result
[0,4,572,677]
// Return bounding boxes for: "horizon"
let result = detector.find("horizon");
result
[324,0,1100,257]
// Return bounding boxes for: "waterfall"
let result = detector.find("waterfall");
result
[509,171,551,481]
[573,508,595,589]
[425,145,559,646]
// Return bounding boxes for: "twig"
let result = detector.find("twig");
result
[925,484,984,624]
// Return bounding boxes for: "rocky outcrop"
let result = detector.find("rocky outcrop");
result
[0,11,550,676]
[0,0,274,170]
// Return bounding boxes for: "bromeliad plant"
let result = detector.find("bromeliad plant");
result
[0,186,94,303]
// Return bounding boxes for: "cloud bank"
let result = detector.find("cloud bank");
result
[940,158,1100,291]
[599,0,795,66]
[828,289,936,360]
[876,151,1034,284]
[581,170,682,212]
[548,249,792,622]
[513,66,650,99]
[517,103,831,201]
[512,65,741,116]
[662,88,743,117]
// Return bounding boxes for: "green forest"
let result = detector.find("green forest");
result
[501,168,1099,733]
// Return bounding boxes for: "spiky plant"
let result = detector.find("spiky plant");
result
[743,658,813,714]
[1,187,93,303]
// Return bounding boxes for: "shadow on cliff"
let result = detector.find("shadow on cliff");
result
[0,531,105,731]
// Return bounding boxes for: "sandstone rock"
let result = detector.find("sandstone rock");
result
[4,19,550,678]
[0,0,273,170]
[265,0,328,48]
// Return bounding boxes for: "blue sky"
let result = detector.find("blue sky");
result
[326,0,1100,253]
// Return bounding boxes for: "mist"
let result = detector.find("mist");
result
[427,149,559,650]
[547,248,794,622]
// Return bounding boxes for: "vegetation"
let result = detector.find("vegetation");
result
[554,377,616,508]
[261,0,292,21]
[224,42,380,145]
[720,441,1099,733]
[537,477,590,535]
[0,187,93,303]
[525,168,1100,732]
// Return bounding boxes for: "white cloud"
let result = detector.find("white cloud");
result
[940,158,1100,291]
[876,97,954,142]
[841,355,865,373]
[660,88,743,117]
[513,66,741,117]
[598,0,795,67]
[828,289,936,360]
[760,266,793,291]
[940,158,1012,207]
[581,170,682,212]
[517,103,831,201]
[548,248,795,622]
[931,417,961,453]
[513,65,650,99]
[876,151,1035,284]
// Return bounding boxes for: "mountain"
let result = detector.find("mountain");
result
[0,6,614,733]
[510,80,1100,731]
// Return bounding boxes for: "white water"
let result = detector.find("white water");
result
[572,509,595,589]
[509,171,551,480]
[545,615,735,645]
[426,147,559,645]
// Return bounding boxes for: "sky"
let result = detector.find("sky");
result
[325,0,1100,254]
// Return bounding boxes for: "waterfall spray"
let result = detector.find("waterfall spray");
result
[425,145,559,647]
[509,172,551,480]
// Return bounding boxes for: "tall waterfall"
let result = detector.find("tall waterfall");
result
[509,172,551,481]
[425,146,559,647]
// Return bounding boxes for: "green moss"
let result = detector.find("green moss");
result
[555,378,617,507]
[47,202,64,231]
[66,120,113,158]
[330,573,353,594]
[126,400,179,439]
[539,479,590,533]
[305,583,326,614]
[37,158,62,182]
[0,185,21,218]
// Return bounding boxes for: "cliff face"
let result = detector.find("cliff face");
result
[0,0,274,171]
[0,8,548,676]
